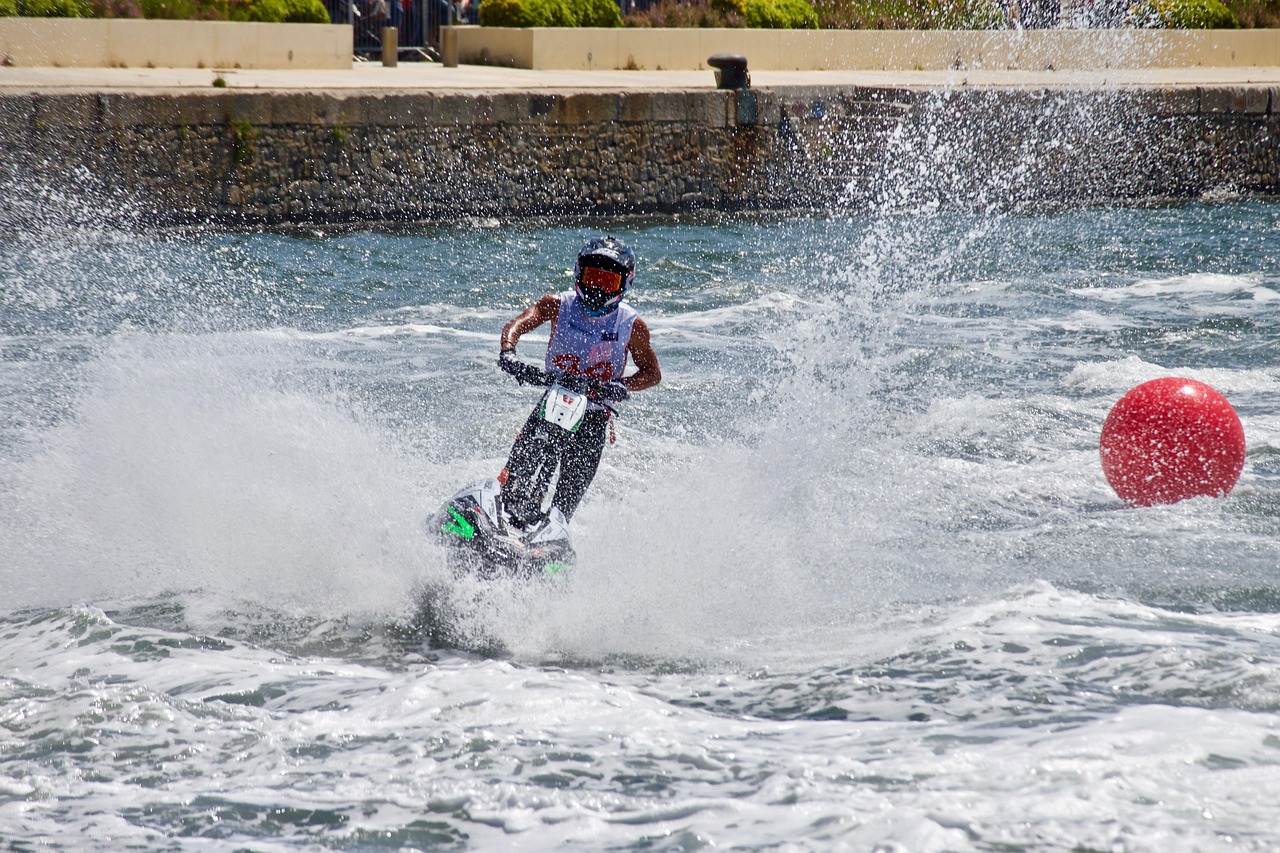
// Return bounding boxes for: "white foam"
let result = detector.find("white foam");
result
[1073,272,1280,311]
[1064,356,1280,395]
[0,331,434,616]
[327,322,500,343]
[1036,308,1140,332]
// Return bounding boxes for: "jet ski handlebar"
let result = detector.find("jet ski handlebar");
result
[498,351,628,402]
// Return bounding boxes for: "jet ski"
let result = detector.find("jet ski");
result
[430,476,575,581]
[430,363,619,582]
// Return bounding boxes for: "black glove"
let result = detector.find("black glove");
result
[553,372,591,395]
[598,380,629,402]
[499,350,543,386]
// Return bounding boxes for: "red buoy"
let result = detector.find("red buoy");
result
[1100,378,1245,506]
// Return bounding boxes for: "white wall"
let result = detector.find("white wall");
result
[0,18,352,69]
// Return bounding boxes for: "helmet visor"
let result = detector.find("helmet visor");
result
[579,265,624,295]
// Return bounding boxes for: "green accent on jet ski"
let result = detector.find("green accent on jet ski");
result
[542,562,571,577]
[442,506,475,540]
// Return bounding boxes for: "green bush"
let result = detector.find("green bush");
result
[0,0,324,18]
[139,0,219,18]
[1147,0,1237,25]
[282,0,328,21]
[222,0,326,21]
[478,0,528,24]
[923,0,1002,27]
[577,0,622,25]
[530,0,578,25]
[480,0,622,25]
[743,0,817,27]
[625,0,743,25]
[479,0,557,24]
[813,0,1001,27]
[16,0,90,15]
[710,0,745,14]
[88,0,144,16]
[244,0,286,19]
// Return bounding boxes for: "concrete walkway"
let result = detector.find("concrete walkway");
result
[3,61,1280,93]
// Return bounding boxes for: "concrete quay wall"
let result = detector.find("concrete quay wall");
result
[0,19,352,70]
[1,84,1277,225]
[448,27,1280,72]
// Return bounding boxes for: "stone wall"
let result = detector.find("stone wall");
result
[0,85,1276,226]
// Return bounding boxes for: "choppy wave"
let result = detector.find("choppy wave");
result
[5,583,1280,849]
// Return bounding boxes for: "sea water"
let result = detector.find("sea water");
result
[4,175,1280,847]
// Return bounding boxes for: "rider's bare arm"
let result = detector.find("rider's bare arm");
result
[624,318,661,392]
[500,294,560,352]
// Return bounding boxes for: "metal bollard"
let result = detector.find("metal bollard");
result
[442,26,458,68]
[707,53,749,90]
[382,27,398,67]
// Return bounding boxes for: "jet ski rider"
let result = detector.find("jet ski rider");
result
[497,236,662,524]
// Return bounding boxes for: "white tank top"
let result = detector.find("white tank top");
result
[544,291,638,389]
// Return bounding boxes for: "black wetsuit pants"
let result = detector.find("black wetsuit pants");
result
[502,407,609,520]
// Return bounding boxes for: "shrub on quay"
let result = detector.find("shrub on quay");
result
[705,0,818,25]
[624,0,744,25]
[811,0,1001,28]
[817,0,1255,25]
[626,0,1008,27]
[0,0,328,18]
[2,0,91,16]
[229,0,330,23]
[1140,0,1238,26]
[744,0,819,26]
[480,0,623,26]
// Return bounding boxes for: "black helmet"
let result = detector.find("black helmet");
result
[574,237,635,317]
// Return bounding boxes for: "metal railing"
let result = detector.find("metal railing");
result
[326,0,476,60]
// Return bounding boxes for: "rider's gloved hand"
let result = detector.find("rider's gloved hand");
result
[598,380,629,402]
[499,350,541,386]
